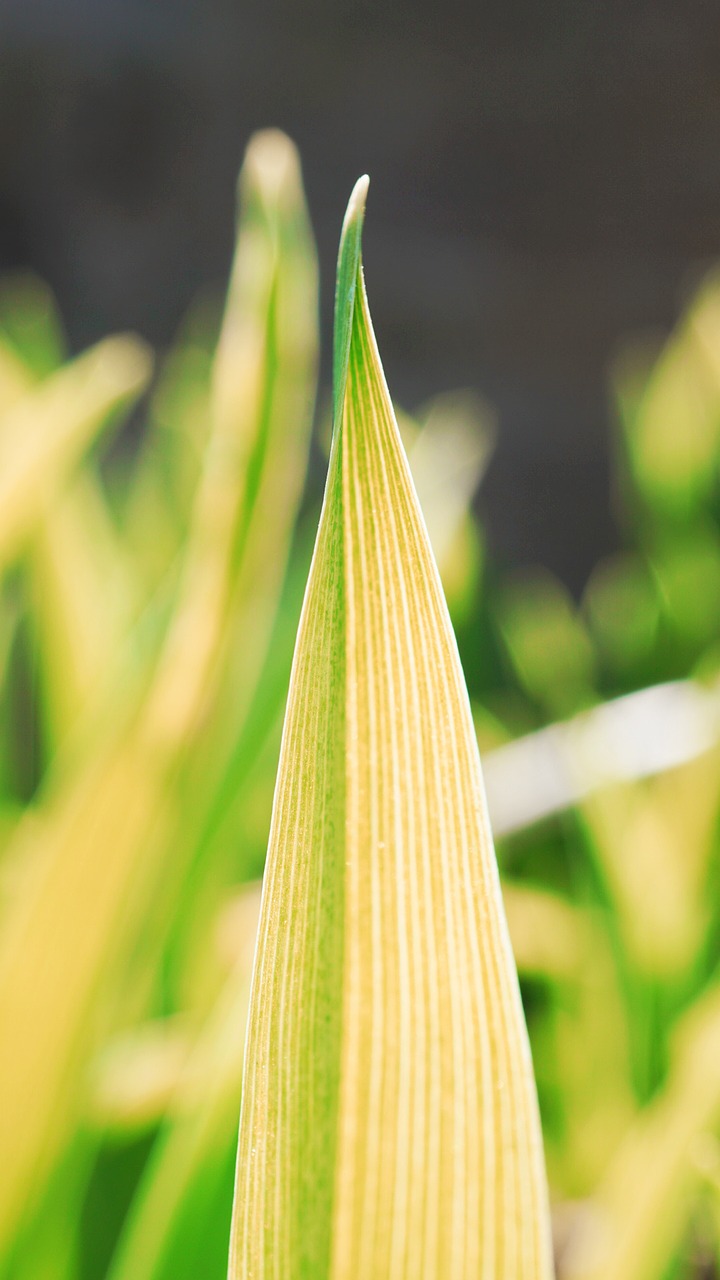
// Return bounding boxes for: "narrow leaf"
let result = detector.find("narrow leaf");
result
[230,180,553,1277]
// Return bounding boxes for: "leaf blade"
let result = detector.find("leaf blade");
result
[230,179,553,1278]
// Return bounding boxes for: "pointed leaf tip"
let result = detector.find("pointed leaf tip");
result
[333,175,370,425]
[344,174,370,230]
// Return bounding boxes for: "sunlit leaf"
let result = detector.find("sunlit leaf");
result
[229,178,552,1278]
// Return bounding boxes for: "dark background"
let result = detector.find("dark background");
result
[2,0,720,588]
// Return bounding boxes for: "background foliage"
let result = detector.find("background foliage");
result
[1,131,720,1278]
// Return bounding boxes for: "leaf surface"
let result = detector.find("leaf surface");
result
[230,178,553,1279]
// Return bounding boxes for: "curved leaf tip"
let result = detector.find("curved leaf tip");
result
[333,174,369,426]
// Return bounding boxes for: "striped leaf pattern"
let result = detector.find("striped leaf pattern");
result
[229,177,553,1279]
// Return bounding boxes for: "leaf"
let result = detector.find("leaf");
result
[150,129,319,998]
[107,886,261,1280]
[0,273,65,380]
[0,335,151,575]
[564,980,720,1280]
[30,468,139,747]
[0,131,316,1261]
[143,127,318,757]
[229,179,553,1278]
[618,271,720,519]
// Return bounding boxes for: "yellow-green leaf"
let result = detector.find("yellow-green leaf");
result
[229,179,553,1278]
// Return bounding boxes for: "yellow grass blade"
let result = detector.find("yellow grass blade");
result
[229,178,553,1278]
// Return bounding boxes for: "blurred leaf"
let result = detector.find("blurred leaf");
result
[651,523,720,651]
[550,956,634,1197]
[5,1157,85,1280]
[107,886,260,1280]
[617,271,720,520]
[583,554,660,677]
[408,389,492,616]
[0,340,33,412]
[502,882,595,982]
[0,336,151,576]
[565,980,720,1280]
[123,328,216,595]
[0,129,316,1260]
[0,274,65,380]
[146,128,318,753]
[144,128,319,1003]
[90,1019,192,1134]
[498,568,596,717]
[582,745,720,976]
[203,128,318,724]
[30,468,139,749]
[229,178,552,1278]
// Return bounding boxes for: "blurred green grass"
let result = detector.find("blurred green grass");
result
[1,129,720,1279]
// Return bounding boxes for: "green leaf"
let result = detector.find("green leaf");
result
[229,179,553,1278]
